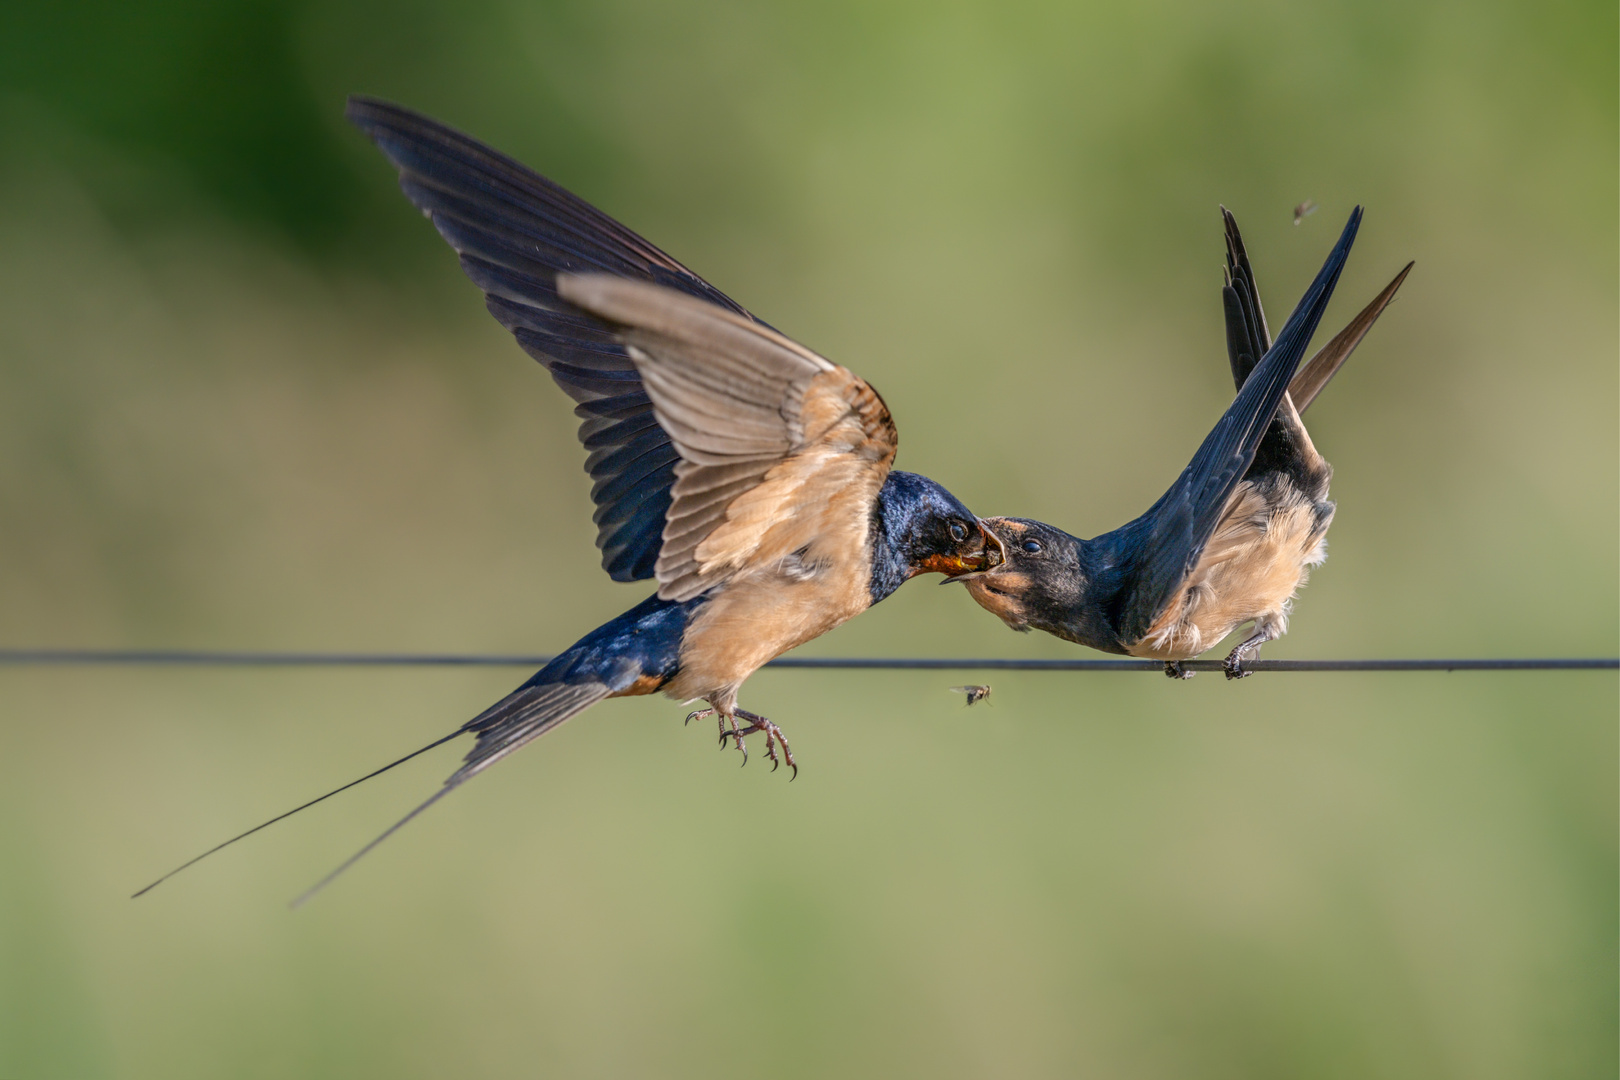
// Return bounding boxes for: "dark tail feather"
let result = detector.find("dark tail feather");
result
[1220,206,1272,391]
[131,728,465,898]
[452,679,614,784]
[1291,261,1413,413]
[287,679,612,907]
[1222,277,1266,392]
[288,785,458,909]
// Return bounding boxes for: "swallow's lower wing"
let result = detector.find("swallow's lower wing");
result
[347,96,760,583]
[559,275,899,603]
[1116,208,1362,644]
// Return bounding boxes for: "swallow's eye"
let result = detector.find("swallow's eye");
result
[948,521,969,542]
[1022,539,1043,554]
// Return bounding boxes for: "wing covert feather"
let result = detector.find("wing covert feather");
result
[558,274,898,602]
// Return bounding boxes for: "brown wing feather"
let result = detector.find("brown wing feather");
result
[556,274,899,602]
[1289,261,1413,413]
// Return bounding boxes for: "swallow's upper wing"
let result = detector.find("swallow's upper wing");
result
[1221,208,1412,414]
[346,96,760,583]
[558,275,898,603]
[1114,208,1362,644]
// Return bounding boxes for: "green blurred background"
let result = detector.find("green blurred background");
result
[0,0,1614,1076]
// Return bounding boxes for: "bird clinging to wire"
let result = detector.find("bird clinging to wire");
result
[963,207,1410,678]
[135,98,1001,905]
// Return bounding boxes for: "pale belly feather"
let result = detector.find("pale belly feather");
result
[1129,482,1331,661]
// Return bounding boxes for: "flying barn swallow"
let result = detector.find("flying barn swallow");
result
[135,98,1000,903]
[964,208,1411,678]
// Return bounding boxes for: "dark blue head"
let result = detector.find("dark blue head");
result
[867,471,1004,603]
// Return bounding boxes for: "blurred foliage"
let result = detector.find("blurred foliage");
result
[0,0,1614,1078]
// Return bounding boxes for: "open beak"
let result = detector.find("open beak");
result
[938,519,1008,584]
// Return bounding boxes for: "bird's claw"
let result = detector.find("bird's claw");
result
[731,708,797,780]
[685,705,796,777]
[690,707,747,756]
[722,717,747,762]
[1163,661,1195,680]
[1223,641,1265,679]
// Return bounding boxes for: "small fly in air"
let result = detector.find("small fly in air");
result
[949,685,992,706]
[1292,199,1318,226]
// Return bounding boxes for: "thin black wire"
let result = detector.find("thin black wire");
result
[0,649,1612,672]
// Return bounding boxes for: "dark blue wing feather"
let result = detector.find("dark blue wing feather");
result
[347,95,762,583]
[1114,207,1362,643]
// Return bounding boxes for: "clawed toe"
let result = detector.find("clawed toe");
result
[1223,628,1275,681]
[685,705,797,777]
[690,708,745,755]
[1223,646,1260,679]
[729,709,797,779]
[1164,661,1195,680]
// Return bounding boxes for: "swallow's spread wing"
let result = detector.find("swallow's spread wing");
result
[1115,208,1362,644]
[346,96,761,582]
[558,275,899,603]
[1222,208,1412,413]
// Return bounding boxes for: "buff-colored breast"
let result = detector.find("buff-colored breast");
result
[1129,481,1331,661]
[661,462,880,709]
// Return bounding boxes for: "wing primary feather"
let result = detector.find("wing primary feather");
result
[594,471,676,529]
[347,96,771,583]
[347,98,734,304]
[581,409,662,449]
[590,446,680,506]
[577,390,657,420]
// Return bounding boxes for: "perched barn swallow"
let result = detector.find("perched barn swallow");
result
[136,98,1000,903]
[965,208,1411,678]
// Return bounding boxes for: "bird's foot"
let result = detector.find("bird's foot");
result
[1223,646,1257,679]
[731,708,797,779]
[1163,661,1195,680]
[1224,623,1280,680]
[686,706,742,753]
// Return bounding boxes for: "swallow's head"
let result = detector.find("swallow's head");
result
[961,517,1086,634]
[879,471,1005,582]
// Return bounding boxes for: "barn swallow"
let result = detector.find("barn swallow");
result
[964,208,1411,678]
[134,98,999,903]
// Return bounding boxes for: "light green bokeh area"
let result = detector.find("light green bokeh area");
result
[0,1,1614,1077]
